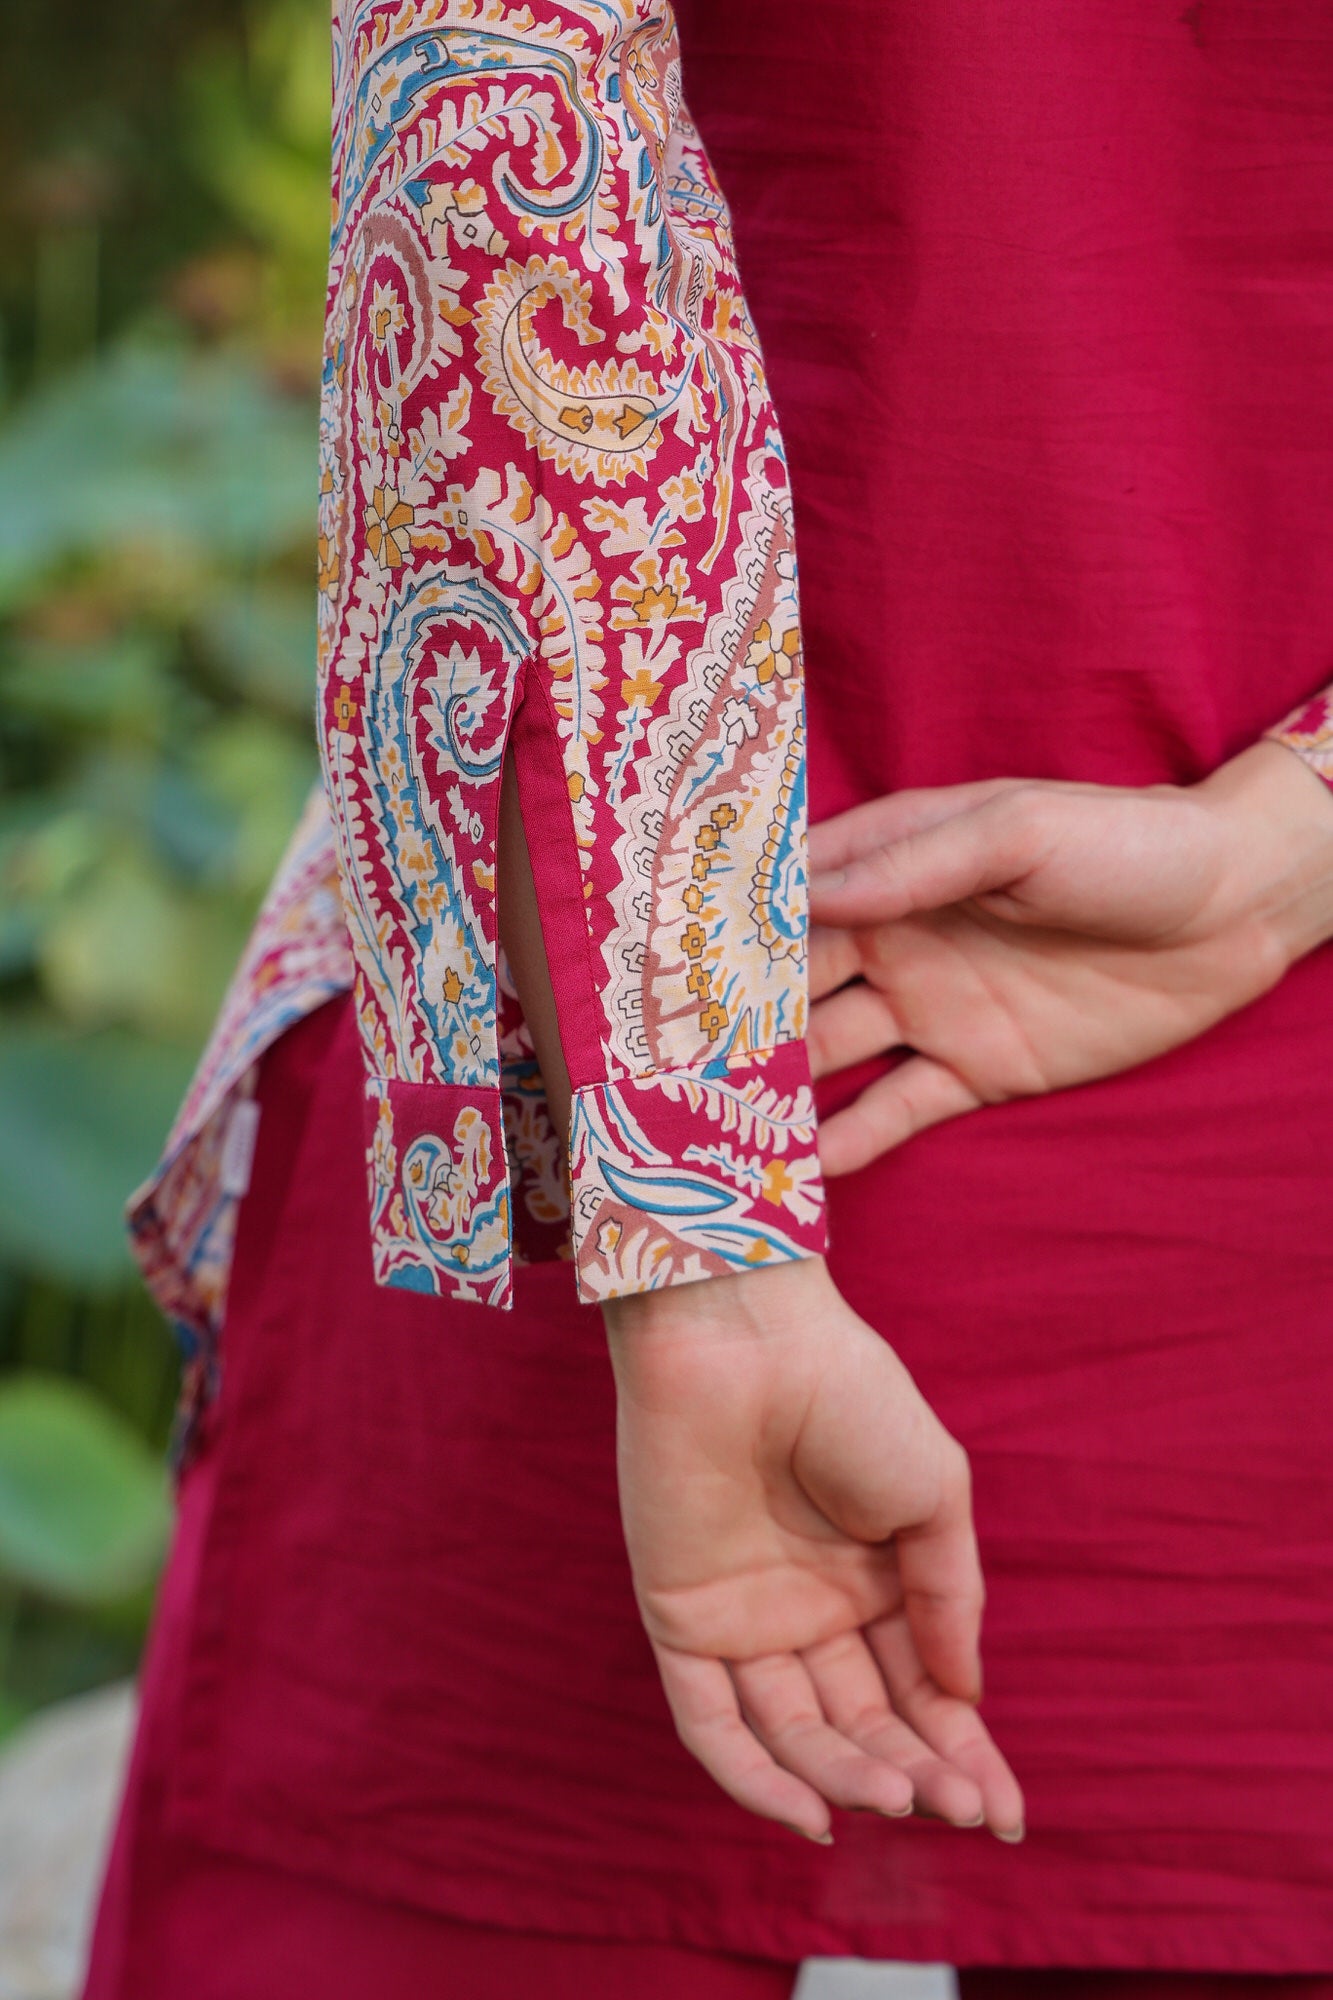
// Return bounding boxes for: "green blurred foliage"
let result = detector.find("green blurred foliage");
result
[0,0,328,1726]
[0,1375,169,1602]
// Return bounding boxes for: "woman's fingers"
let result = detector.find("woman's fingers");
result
[653,1635,1007,1841]
[807,980,903,1080]
[811,791,1050,929]
[861,1392,1020,1840]
[809,923,863,1002]
[869,1615,1026,1842]
[809,781,1019,876]
[892,1439,986,1705]
[800,1629,985,1827]
[650,1642,832,1841]
[817,1056,982,1175]
[731,1652,915,1820]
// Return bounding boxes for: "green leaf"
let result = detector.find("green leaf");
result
[196,579,317,716]
[38,848,211,1033]
[0,1375,169,1602]
[0,1025,196,1285]
[0,634,173,738]
[0,344,316,601]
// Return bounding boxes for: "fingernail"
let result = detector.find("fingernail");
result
[995,1821,1025,1845]
[782,1822,834,1845]
[960,1812,986,1829]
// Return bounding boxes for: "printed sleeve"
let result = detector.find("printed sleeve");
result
[317,0,826,1307]
[1265,682,1333,790]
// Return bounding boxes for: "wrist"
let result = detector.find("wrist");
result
[603,1254,836,1374]
[1197,739,1333,972]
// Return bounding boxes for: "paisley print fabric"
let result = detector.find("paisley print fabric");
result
[125,786,570,1455]
[1268,687,1333,789]
[316,0,826,1304]
[125,790,354,1449]
[569,1044,823,1301]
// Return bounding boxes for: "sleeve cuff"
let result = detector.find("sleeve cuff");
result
[1265,690,1333,789]
[361,1042,828,1311]
[568,1042,828,1305]
[363,1078,514,1310]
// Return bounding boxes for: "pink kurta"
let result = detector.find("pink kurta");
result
[92,0,1333,1981]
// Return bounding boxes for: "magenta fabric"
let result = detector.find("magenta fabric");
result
[83,1001,800,2000]
[85,1440,793,2000]
[90,0,1333,1980]
[90,975,1333,1976]
[672,0,1333,806]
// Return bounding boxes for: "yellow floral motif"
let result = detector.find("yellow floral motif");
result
[620,664,664,706]
[332,682,358,733]
[679,802,742,1042]
[369,281,406,352]
[699,998,729,1041]
[441,967,464,1006]
[636,309,678,360]
[611,553,706,630]
[364,485,415,569]
[747,619,802,686]
[631,580,678,621]
[661,470,705,522]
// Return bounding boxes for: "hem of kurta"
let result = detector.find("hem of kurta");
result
[158,1798,1333,1979]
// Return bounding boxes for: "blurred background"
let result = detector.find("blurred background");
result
[0,0,328,1735]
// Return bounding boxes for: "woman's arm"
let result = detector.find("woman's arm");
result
[317,0,825,1309]
[325,2,1024,1844]
[500,754,1024,1843]
[807,735,1333,1173]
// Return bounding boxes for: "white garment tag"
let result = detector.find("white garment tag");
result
[220,1098,262,1198]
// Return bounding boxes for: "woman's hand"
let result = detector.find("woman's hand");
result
[504,754,1023,1844]
[807,741,1333,1174]
[604,1256,1024,1846]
